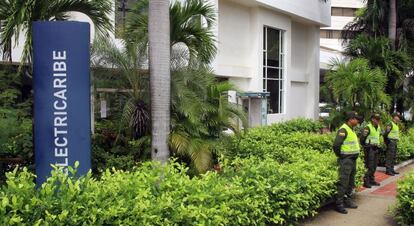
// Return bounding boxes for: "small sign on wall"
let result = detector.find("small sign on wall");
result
[100,99,107,118]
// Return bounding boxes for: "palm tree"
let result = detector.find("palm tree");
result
[388,0,397,50]
[345,34,411,85]
[343,0,414,56]
[326,58,390,116]
[341,0,414,113]
[125,0,217,64]
[170,64,247,173]
[91,37,150,140]
[148,0,170,163]
[0,0,13,62]
[0,0,112,65]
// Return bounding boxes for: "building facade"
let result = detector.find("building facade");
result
[320,0,364,69]
[213,0,330,125]
[2,0,330,126]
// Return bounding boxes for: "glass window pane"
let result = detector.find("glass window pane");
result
[267,80,280,114]
[333,30,342,39]
[267,28,280,67]
[263,51,267,66]
[331,7,342,16]
[263,27,266,50]
[267,67,280,79]
[320,30,326,38]
[343,8,355,17]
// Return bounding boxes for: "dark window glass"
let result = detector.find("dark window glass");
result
[267,80,280,114]
[264,26,284,114]
[267,67,280,79]
[267,28,280,67]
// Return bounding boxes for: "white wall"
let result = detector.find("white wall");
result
[256,0,331,27]
[215,0,253,78]
[331,0,364,8]
[216,0,323,123]
[290,21,320,119]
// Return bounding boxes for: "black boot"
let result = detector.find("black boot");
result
[385,170,395,176]
[363,181,372,188]
[335,203,348,214]
[392,170,400,175]
[344,199,358,209]
[370,181,380,186]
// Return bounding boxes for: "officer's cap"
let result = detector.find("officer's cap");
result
[392,112,401,118]
[346,111,363,121]
[371,113,381,120]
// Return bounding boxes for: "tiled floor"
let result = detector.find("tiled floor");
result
[371,181,397,196]
[357,172,391,192]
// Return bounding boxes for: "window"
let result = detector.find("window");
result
[320,30,342,39]
[115,0,139,37]
[331,7,357,17]
[263,26,284,114]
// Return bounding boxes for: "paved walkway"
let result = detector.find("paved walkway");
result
[301,163,414,226]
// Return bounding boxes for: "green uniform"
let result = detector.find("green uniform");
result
[384,121,399,173]
[333,123,360,205]
[361,123,381,184]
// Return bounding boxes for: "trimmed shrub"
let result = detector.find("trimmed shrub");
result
[396,128,414,162]
[0,157,339,226]
[394,172,414,225]
[268,118,323,134]
[225,121,364,188]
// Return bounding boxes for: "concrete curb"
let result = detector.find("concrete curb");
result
[376,158,414,172]
[359,159,414,195]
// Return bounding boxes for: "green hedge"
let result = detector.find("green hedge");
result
[1,118,404,225]
[396,128,414,162]
[377,128,414,166]
[225,122,364,187]
[394,172,414,225]
[267,118,323,134]
[0,156,338,226]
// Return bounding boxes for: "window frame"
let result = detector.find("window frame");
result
[263,26,285,114]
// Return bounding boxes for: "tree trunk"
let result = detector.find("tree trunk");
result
[149,0,170,163]
[388,0,397,50]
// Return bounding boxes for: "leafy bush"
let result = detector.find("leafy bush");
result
[268,118,323,134]
[0,157,339,225]
[91,120,151,173]
[394,172,414,225]
[224,120,364,187]
[377,127,414,166]
[396,128,414,162]
[0,109,33,160]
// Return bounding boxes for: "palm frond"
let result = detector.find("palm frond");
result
[0,0,112,65]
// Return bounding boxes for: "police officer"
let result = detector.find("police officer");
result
[384,112,401,176]
[360,113,381,188]
[333,111,362,214]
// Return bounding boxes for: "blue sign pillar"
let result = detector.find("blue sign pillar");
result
[33,21,91,185]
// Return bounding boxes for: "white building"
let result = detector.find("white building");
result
[320,0,364,69]
[2,0,331,126]
[213,0,330,126]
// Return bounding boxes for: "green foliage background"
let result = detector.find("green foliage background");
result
[394,171,414,225]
